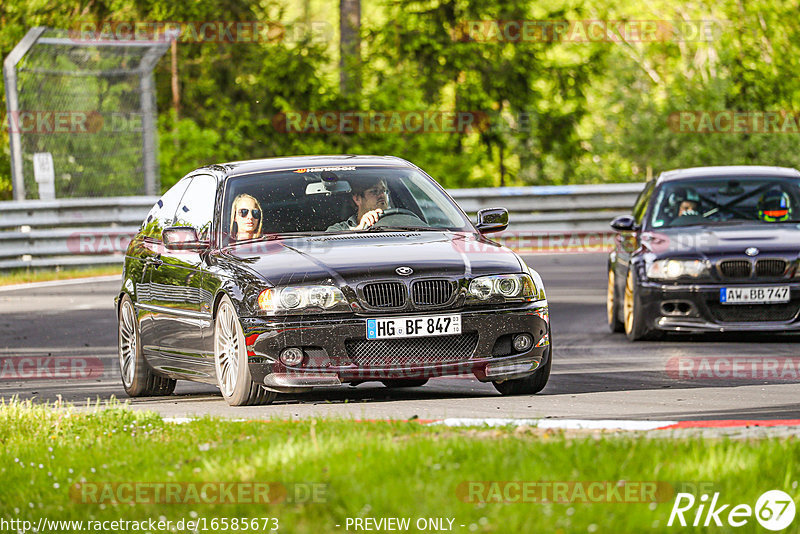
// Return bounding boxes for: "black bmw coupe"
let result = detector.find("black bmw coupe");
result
[608,165,800,340]
[116,156,551,405]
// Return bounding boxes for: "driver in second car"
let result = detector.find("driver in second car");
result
[326,177,389,231]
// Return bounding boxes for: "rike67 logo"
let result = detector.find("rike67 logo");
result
[668,490,796,530]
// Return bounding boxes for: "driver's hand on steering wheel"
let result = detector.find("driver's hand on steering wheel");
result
[354,209,383,229]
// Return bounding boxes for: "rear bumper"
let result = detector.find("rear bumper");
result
[638,280,800,333]
[240,303,551,390]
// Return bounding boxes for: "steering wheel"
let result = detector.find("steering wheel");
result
[378,208,418,219]
[373,208,429,228]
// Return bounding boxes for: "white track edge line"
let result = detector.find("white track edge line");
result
[0,274,121,292]
[433,418,678,431]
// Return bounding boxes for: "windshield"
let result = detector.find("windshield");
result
[649,177,800,228]
[221,165,473,243]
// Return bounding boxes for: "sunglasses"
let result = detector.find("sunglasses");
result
[237,208,261,219]
[365,188,389,196]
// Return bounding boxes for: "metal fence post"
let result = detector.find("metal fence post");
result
[140,72,158,196]
[3,27,47,201]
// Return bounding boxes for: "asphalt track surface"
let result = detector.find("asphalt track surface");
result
[1,252,798,421]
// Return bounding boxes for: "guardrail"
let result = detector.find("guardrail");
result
[0,183,645,270]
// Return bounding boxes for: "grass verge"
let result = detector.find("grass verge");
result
[0,399,798,533]
[0,265,121,286]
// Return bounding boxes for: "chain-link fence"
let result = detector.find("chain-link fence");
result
[3,27,173,200]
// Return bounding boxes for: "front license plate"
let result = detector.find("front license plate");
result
[366,314,462,339]
[720,286,790,304]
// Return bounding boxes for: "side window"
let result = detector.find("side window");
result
[633,181,655,225]
[174,174,217,241]
[142,179,191,239]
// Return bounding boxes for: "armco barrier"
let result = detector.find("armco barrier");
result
[0,183,645,270]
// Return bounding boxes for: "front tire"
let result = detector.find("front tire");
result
[214,296,276,406]
[118,294,176,397]
[623,269,658,341]
[607,267,624,333]
[492,343,552,396]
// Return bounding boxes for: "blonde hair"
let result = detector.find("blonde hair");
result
[230,193,263,239]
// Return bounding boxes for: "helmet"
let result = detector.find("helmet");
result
[669,187,700,206]
[668,187,700,217]
[757,190,792,222]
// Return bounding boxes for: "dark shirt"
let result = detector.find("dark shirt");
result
[326,214,359,232]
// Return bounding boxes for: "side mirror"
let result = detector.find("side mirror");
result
[476,207,509,234]
[162,226,207,251]
[610,215,639,232]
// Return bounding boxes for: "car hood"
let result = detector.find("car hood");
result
[643,223,800,258]
[223,232,525,286]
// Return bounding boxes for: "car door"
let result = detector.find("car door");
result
[137,178,192,355]
[147,174,218,376]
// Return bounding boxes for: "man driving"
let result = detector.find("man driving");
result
[326,177,389,231]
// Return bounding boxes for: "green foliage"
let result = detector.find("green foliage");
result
[1,401,799,533]
[158,112,222,188]
[2,0,800,199]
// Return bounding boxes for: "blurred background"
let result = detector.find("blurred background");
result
[2,0,799,199]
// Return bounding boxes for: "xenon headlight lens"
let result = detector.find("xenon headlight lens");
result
[495,276,521,297]
[468,278,494,300]
[647,259,709,280]
[468,274,537,302]
[280,288,304,309]
[258,285,347,313]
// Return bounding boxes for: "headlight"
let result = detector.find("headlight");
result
[467,274,537,302]
[258,285,348,314]
[646,259,709,280]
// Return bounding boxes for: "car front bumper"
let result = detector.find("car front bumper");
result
[638,280,800,333]
[239,303,551,391]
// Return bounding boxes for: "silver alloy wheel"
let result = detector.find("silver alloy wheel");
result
[624,270,635,334]
[118,299,137,388]
[214,300,241,397]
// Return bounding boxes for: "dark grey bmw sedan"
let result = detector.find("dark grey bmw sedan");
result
[116,156,551,405]
[608,165,800,341]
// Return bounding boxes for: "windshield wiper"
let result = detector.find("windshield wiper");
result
[228,232,323,245]
[364,225,437,232]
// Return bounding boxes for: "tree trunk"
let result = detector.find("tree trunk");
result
[339,0,361,94]
[171,39,179,149]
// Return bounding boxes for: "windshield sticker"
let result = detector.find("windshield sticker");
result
[293,166,356,174]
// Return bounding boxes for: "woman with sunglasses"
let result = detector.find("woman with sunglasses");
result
[230,193,263,241]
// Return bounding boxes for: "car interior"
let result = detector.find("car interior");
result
[222,171,433,238]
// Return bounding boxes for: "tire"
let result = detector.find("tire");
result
[607,267,624,333]
[381,379,429,388]
[214,295,277,406]
[117,294,176,397]
[623,269,660,341]
[492,342,552,396]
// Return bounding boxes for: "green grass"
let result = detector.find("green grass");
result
[0,399,798,533]
[0,265,121,286]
